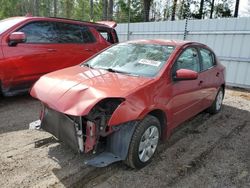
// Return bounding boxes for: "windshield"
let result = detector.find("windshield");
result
[0,17,26,35]
[83,43,175,77]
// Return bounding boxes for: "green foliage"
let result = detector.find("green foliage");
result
[0,0,239,22]
[0,0,103,22]
[114,0,143,23]
[0,0,23,19]
[177,0,191,19]
[214,0,232,17]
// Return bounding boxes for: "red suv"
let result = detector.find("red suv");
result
[0,16,118,96]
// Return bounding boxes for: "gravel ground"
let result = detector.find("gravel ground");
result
[0,88,249,188]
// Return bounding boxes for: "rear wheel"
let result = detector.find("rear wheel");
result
[125,115,161,169]
[207,87,224,114]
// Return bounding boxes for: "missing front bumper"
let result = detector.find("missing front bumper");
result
[31,107,138,167]
[40,107,82,153]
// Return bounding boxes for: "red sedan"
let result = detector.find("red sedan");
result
[31,39,225,169]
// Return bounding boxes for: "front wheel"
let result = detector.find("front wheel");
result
[207,87,224,114]
[125,115,161,169]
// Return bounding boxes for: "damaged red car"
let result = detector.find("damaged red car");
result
[30,40,225,169]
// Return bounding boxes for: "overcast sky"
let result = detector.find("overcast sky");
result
[239,0,250,17]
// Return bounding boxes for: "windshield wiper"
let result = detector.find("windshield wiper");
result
[82,63,93,69]
[104,68,140,77]
[106,68,120,73]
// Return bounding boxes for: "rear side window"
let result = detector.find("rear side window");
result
[200,48,215,70]
[19,21,57,43]
[174,47,200,72]
[80,26,96,43]
[55,22,83,43]
[55,22,95,43]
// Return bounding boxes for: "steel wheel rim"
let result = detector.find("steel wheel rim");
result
[138,125,159,162]
[216,91,223,111]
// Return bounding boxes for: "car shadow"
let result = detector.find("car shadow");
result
[0,94,40,134]
[45,103,250,187]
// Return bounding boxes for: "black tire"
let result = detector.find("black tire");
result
[207,87,224,114]
[0,81,3,98]
[125,115,161,169]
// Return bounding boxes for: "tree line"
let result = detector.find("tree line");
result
[0,0,244,23]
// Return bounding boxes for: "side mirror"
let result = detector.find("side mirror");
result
[8,32,26,46]
[173,69,198,81]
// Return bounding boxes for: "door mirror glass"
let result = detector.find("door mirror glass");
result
[174,69,198,81]
[9,32,26,46]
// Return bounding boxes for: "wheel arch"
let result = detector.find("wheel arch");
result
[148,109,168,139]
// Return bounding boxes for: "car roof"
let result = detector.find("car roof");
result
[126,39,206,48]
[8,16,114,29]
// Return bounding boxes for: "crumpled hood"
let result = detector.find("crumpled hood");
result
[31,65,152,116]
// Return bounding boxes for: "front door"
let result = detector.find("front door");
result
[168,47,204,127]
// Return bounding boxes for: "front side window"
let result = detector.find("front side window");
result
[174,47,200,72]
[18,21,57,43]
[200,48,215,70]
[83,43,175,77]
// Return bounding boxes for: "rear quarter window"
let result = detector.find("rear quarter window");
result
[97,28,114,43]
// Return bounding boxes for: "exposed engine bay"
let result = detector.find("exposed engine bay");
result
[33,98,136,167]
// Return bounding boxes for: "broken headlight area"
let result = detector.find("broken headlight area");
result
[39,98,124,155]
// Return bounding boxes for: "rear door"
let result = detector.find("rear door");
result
[198,47,219,108]
[51,22,101,68]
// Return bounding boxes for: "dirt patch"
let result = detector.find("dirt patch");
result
[0,89,249,188]
[0,94,40,134]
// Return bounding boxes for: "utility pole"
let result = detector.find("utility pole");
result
[234,0,240,17]
[127,0,131,40]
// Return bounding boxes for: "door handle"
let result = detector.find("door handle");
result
[216,72,220,77]
[199,80,203,86]
[85,48,93,52]
[47,49,57,52]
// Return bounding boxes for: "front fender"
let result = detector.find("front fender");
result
[108,98,144,126]
[108,97,168,126]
